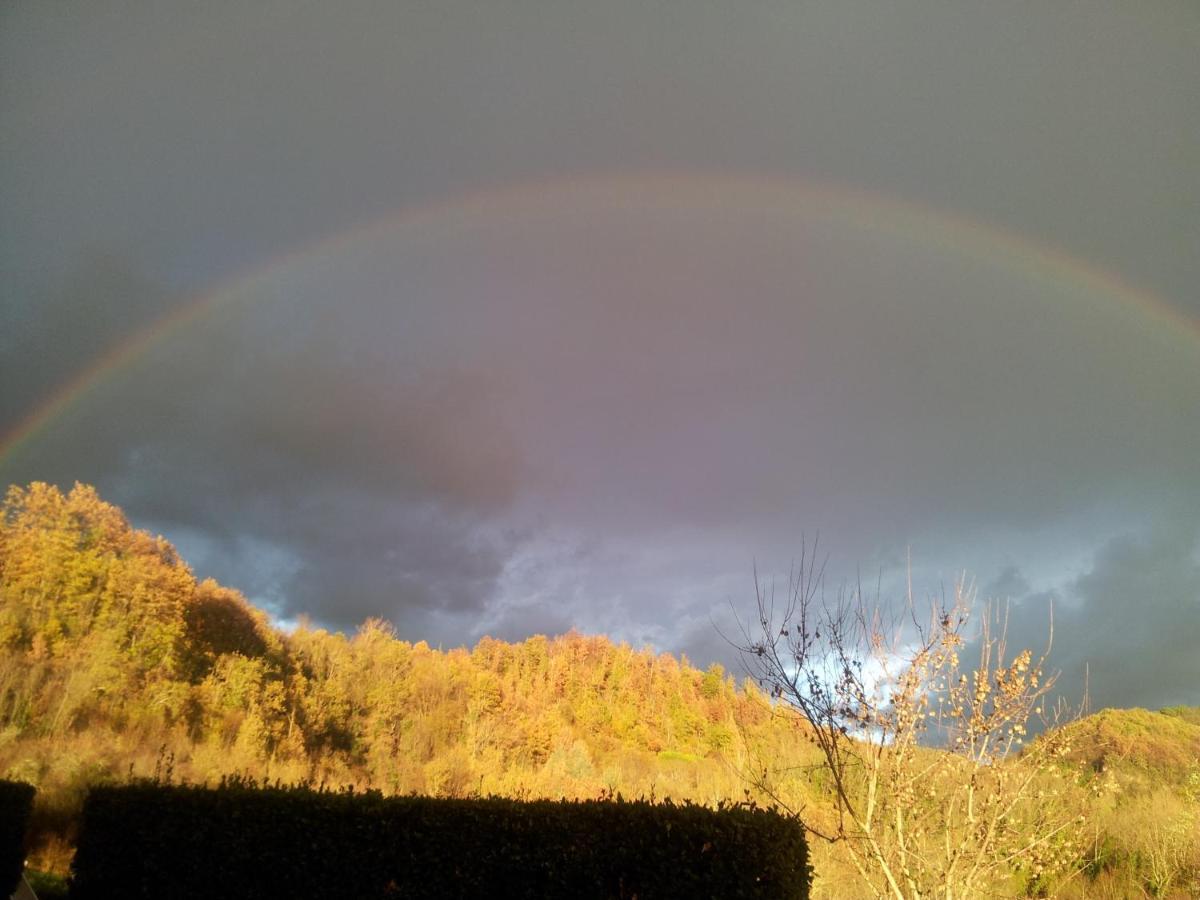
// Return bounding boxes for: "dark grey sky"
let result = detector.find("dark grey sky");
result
[2,1,1197,712]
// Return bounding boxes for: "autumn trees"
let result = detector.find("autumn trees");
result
[732,545,1088,899]
[2,482,804,872]
[0,482,195,738]
[9,482,1189,895]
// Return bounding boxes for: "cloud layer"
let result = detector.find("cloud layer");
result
[2,2,1197,711]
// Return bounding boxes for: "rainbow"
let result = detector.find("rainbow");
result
[2,170,1196,466]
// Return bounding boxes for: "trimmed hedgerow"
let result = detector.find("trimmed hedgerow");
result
[0,780,35,896]
[72,779,809,899]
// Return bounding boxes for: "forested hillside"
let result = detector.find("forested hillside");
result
[1,483,1196,897]
[0,483,819,870]
[1054,707,1200,898]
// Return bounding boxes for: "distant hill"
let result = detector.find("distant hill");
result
[1,482,1195,897]
[1058,706,1200,784]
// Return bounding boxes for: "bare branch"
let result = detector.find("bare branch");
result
[730,555,1086,898]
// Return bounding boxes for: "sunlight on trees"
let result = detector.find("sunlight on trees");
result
[1,483,1196,896]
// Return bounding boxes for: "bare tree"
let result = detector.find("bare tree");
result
[729,543,1086,899]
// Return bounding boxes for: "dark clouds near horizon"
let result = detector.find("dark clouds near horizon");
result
[2,1,1198,712]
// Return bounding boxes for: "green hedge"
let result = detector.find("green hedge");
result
[0,780,35,896]
[72,780,809,899]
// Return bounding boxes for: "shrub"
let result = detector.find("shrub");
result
[0,780,35,896]
[72,778,810,899]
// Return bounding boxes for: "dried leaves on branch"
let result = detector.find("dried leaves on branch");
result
[730,544,1088,899]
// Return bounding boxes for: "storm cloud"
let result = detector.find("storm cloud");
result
[2,1,1197,710]
[998,521,1200,713]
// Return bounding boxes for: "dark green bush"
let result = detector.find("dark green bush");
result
[0,780,35,896]
[72,779,810,899]
[25,870,69,900]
